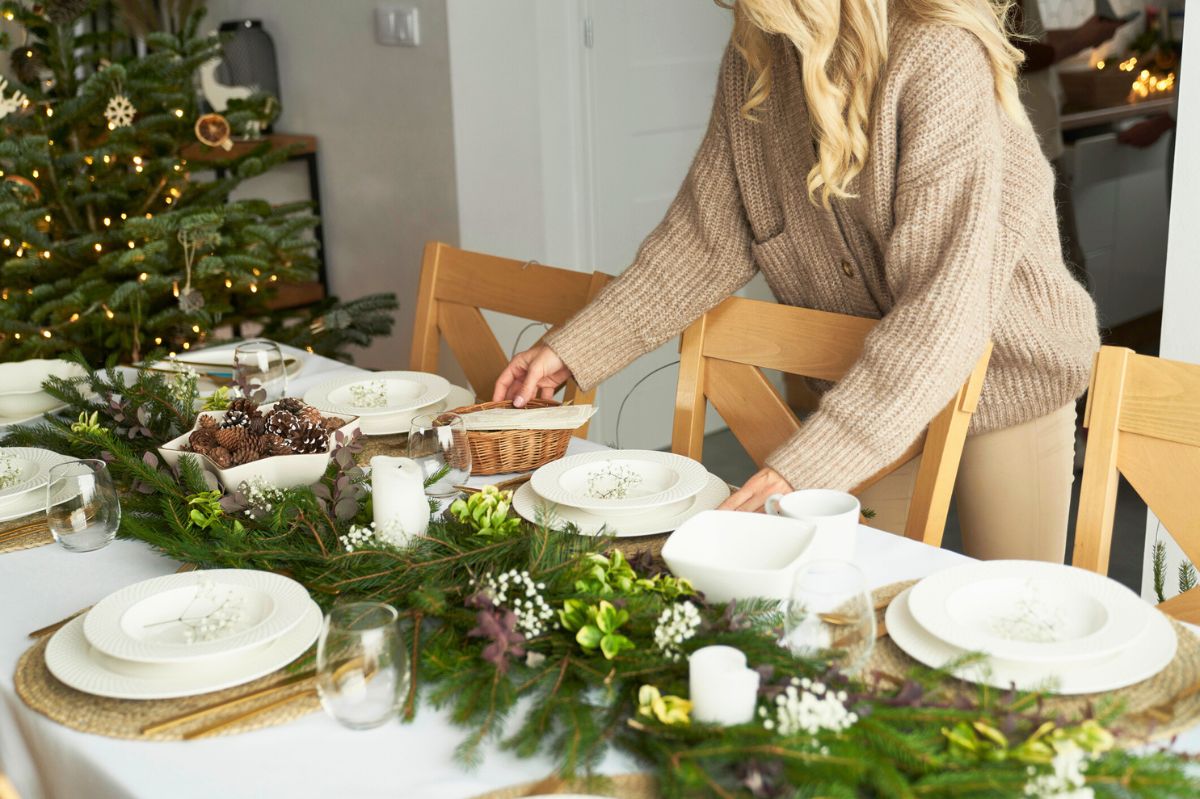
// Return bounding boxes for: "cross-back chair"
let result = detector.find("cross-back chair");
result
[671,297,992,546]
[410,242,611,437]
[1074,346,1200,622]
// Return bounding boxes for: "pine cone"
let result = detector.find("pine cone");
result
[231,441,263,466]
[189,428,219,452]
[261,433,295,457]
[322,414,347,431]
[208,447,233,469]
[44,0,91,24]
[215,426,249,451]
[273,397,307,416]
[197,414,219,430]
[264,409,299,439]
[247,415,267,436]
[11,46,43,86]
[221,408,253,429]
[298,405,325,430]
[288,418,328,454]
[227,397,261,417]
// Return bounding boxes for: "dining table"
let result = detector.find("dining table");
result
[1,343,1197,799]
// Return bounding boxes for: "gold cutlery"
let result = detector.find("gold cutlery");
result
[1137,679,1200,723]
[181,686,315,740]
[0,520,48,543]
[143,670,317,735]
[453,473,533,495]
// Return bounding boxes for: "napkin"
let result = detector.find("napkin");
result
[462,405,598,431]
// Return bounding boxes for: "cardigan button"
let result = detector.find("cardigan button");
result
[840,259,855,278]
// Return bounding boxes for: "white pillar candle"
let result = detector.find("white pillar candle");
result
[370,456,429,546]
[688,645,761,726]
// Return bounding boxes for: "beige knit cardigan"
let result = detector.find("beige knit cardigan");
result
[545,14,1100,492]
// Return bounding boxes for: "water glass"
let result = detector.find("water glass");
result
[781,559,875,674]
[46,459,121,553]
[233,339,288,402]
[406,412,471,498]
[316,602,408,730]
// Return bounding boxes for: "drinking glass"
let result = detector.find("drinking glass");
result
[316,602,408,730]
[406,412,471,498]
[781,559,875,674]
[45,459,121,553]
[233,339,288,402]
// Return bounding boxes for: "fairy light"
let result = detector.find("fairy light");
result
[224,278,233,288]
[93,243,102,252]
[128,241,135,249]
[41,329,51,338]
[15,248,23,257]
[120,213,127,220]
[102,154,111,164]
[305,346,314,353]
[103,305,115,320]
[43,214,51,222]
[249,283,258,293]
[169,187,182,198]
[2,10,12,19]
[2,239,9,247]
[84,156,94,165]
[1,290,6,300]
[154,337,162,345]
[191,324,200,333]
[40,250,50,259]
[145,213,153,220]
[252,268,261,276]
[269,274,278,282]
[69,313,79,322]
[182,341,191,350]
[173,164,182,172]
[168,351,176,357]
[45,107,52,118]
[13,333,20,340]
[47,139,53,146]
[134,165,143,173]
[1120,57,1139,72]
[173,109,184,118]
[172,281,180,297]
[1096,60,1107,70]
[30,169,39,178]
[132,156,142,165]
[138,272,148,282]
[164,196,173,204]
[102,216,111,226]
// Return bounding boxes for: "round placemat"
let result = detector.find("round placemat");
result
[0,513,52,554]
[355,432,408,466]
[14,634,320,741]
[468,773,659,799]
[869,581,1200,745]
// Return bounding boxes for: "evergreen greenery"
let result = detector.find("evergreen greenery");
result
[0,0,396,365]
[5,360,1198,798]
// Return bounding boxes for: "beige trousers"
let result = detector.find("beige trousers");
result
[857,403,1077,563]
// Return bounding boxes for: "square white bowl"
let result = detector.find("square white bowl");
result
[661,510,819,603]
[0,359,87,417]
[157,403,359,491]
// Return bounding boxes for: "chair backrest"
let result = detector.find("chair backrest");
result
[0,773,19,799]
[672,296,992,546]
[1074,346,1200,621]
[410,242,612,437]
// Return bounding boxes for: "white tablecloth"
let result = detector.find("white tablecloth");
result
[1,344,1195,798]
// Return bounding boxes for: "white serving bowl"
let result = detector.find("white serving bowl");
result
[661,510,820,603]
[0,359,87,417]
[157,403,359,491]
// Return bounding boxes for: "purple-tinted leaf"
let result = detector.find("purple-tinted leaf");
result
[137,406,150,426]
[334,497,358,521]
[142,451,159,469]
[311,483,332,501]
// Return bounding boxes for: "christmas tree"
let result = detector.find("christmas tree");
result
[0,0,397,365]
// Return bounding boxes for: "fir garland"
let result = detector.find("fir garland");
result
[4,360,1198,799]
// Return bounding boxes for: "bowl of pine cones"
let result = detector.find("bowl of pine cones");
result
[157,397,360,490]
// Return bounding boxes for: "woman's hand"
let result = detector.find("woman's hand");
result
[493,344,573,408]
[719,467,792,512]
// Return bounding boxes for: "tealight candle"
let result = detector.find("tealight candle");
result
[370,456,429,546]
[689,645,761,726]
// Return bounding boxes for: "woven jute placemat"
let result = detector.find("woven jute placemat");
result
[14,634,320,741]
[869,580,1200,745]
[0,513,52,555]
[468,773,659,799]
[354,433,408,466]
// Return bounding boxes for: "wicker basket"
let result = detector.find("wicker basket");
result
[448,399,574,476]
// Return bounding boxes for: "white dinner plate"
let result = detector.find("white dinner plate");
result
[530,450,709,517]
[907,560,1150,664]
[887,587,1176,694]
[84,569,314,664]
[304,371,451,417]
[152,349,306,382]
[48,602,322,700]
[0,475,75,523]
[0,404,69,429]
[513,473,730,537]
[0,448,76,503]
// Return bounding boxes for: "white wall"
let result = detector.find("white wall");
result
[205,0,460,369]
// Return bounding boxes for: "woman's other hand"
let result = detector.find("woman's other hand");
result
[493,344,572,408]
[719,467,792,512]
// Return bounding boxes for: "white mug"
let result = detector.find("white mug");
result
[764,489,859,562]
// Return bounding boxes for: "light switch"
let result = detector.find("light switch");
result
[375,5,419,47]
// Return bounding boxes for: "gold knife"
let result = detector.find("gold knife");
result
[143,670,317,735]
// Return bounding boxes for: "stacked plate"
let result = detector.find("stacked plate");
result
[887,560,1176,694]
[304,371,476,436]
[46,569,322,700]
[0,447,77,522]
[512,450,730,537]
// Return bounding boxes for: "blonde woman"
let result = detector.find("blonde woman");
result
[494,0,1099,563]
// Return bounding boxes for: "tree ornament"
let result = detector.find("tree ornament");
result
[10,47,42,86]
[194,112,233,151]
[2,174,41,202]
[0,78,29,120]
[104,93,136,129]
[178,287,205,313]
[43,0,91,24]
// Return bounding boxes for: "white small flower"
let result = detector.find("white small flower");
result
[1023,742,1094,798]
[477,570,555,637]
[653,601,701,662]
[765,682,857,737]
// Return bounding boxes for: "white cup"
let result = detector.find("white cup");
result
[764,489,859,562]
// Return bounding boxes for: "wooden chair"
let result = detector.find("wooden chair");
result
[410,242,612,437]
[0,773,19,799]
[1074,346,1200,622]
[671,297,992,546]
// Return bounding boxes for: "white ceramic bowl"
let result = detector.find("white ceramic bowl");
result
[157,403,359,490]
[661,510,819,603]
[0,359,87,417]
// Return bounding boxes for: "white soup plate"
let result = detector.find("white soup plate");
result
[887,587,1176,694]
[531,450,708,517]
[0,447,76,504]
[47,602,322,700]
[0,359,87,417]
[304,371,450,414]
[84,569,314,664]
[345,383,475,437]
[907,560,1150,663]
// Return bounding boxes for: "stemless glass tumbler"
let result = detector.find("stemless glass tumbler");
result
[46,459,120,553]
[233,339,288,402]
[781,559,876,674]
[316,602,409,730]
[406,412,471,498]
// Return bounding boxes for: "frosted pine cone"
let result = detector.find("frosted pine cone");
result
[288,418,327,454]
[220,408,254,430]
[215,426,249,451]
[298,405,325,430]
[322,414,346,431]
[197,414,219,430]
[208,446,233,469]
[188,428,218,453]
[261,433,294,457]
[273,397,306,416]
[264,409,299,439]
[227,397,261,417]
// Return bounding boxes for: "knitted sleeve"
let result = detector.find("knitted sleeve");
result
[543,46,757,391]
[765,28,1012,491]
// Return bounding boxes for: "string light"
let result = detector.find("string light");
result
[173,109,184,118]
[45,107,52,118]
[43,214,50,222]
[120,213,127,220]
[249,283,258,293]
[145,213,153,220]
[182,341,191,350]
[2,10,12,20]
[102,217,111,226]
[251,268,261,276]
[191,324,200,333]
[269,274,278,282]
[102,305,114,319]
[107,123,115,131]
[132,156,142,165]
[93,243,102,252]
[154,337,162,345]
[138,272,148,282]
[84,156,94,165]
[30,169,39,178]
[47,139,53,146]
[13,333,20,340]
[102,154,111,164]
[164,196,172,204]
[41,330,51,338]
[169,187,182,198]
[69,313,79,322]
[173,164,182,172]
[40,250,50,259]
[2,239,9,247]
[134,165,143,173]
[128,241,135,249]
[172,281,180,297]
[1,290,6,300]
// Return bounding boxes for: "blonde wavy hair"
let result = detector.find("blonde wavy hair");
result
[720,0,1027,206]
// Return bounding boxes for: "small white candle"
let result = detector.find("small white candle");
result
[370,456,429,546]
[689,645,761,726]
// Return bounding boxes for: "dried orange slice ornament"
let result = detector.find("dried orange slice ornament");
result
[194,113,233,151]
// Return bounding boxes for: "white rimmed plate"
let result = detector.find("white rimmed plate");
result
[346,383,475,437]
[304,371,451,417]
[48,601,322,700]
[0,474,75,523]
[886,586,1176,694]
[0,359,87,417]
[0,404,69,429]
[513,472,729,537]
[530,450,709,516]
[907,560,1149,664]
[84,569,314,664]
[0,447,76,503]
[151,349,306,381]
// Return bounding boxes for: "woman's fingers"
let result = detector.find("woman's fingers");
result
[718,468,792,513]
[493,353,530,401]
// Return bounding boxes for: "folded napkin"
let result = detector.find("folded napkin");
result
[462,405,598,431]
